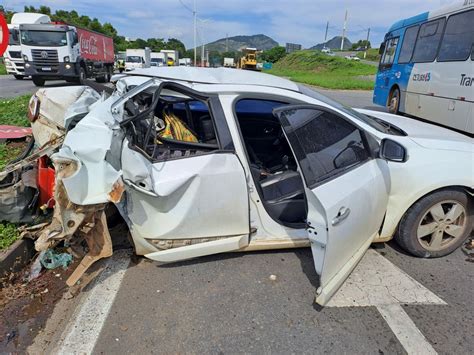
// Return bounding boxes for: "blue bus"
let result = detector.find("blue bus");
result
[373,0,473,134]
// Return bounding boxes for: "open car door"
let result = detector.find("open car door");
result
[274,105,389,305]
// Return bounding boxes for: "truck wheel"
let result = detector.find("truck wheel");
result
[32,76,45,87]
[388,87,400,114]
[78,67,86,85]
[395,189,473,258]
[14,75,24,80]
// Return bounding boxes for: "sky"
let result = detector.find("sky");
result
[3,0,454,49]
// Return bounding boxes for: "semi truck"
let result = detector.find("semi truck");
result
[125,48,151,71]
[5,12,51,79]
[20,22,114,86]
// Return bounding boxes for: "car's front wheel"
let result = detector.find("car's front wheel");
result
[396,189,472,257]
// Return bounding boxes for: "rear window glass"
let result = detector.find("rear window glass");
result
[412,18,445,62]
[438,10,474,62]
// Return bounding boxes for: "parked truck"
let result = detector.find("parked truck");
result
[150,52,167,67]
[125,48,151,71]
[223,57,235,68]
[178,58,191,66]
[5,12,51,79]
[161,49,179,66]
[20,22,114,86]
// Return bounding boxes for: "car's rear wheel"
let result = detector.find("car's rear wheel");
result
[396,189,472,258]
[388,87,400,114]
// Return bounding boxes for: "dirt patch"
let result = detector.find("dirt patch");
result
[0,257,80,353]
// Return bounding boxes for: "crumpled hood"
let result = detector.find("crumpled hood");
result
[356,109,473,153]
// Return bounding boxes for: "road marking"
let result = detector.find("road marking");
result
[327,249,445,354]
[378,304,437,355]
[53,250,130,355]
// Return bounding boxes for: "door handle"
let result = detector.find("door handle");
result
[332,207,351,226]
[124,179,158,197]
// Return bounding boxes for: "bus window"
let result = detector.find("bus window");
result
[380,37,399,68]
[398,26,419,64]
[438,10,474,62]
[412,18,445,63]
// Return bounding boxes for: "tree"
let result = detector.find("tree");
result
[164,38,186,57]
[260,46,286,63]
[351,40,371,50]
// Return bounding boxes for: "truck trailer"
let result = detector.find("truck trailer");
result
[5,13,51,79]
[20,22,115,86]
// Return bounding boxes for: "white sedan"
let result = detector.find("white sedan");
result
[29,67,473,305]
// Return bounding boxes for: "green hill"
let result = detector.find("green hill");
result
[267,50,377,90]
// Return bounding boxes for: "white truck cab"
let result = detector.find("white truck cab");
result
[5,13,50,79]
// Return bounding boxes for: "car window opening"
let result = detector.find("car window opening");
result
[235,99,307,228]
[123,88,219,162]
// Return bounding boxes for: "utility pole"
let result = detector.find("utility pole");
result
[364,27,371,59]
[324,21,329,43]
[340,9,347,51]
[193,0,197,67]
[201,42,205,67]
[226,33,229,52]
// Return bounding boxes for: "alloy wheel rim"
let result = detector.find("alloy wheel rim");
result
[417,200,467,251]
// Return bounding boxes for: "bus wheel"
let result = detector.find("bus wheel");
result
[388,88,400,114]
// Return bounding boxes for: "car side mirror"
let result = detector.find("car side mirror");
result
[380,138,407,162]
[379,42,386,55]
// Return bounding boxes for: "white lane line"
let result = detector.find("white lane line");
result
[53,250,130,355]
[377,304,437,355]
[326,249,446,354]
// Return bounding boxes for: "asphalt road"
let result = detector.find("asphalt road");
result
[0,75,77,98]
[2,72,472,354]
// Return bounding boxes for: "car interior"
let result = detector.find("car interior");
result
[235,99,307,228]
[121,88,307,228]
[121,87,220,162]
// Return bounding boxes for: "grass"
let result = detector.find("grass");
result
[266,50,377,90]
[0,62,6,75]
[0,95,31,250]
[0,95,31,127]
[356,48,381,62]
[0,223,20,250]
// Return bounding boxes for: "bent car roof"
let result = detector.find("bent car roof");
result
[123,67,300,92]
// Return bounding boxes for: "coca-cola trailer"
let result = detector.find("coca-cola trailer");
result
[19,23,115,86]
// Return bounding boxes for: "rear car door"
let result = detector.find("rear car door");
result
[119,82,250,261]
[274,105,390,305]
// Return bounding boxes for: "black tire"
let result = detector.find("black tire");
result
[32,76,45,87]
[396,189,473,258]
[388,87,400,114]
[14,75,24,80]
[77,66,86,85]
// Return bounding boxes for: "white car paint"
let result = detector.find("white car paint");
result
[48,67,472,305]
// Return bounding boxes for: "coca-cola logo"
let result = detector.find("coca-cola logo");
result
[79,33,98,56]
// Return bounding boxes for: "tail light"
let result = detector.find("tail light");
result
[27,95,40,122]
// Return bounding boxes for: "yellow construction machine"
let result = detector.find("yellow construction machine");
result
[238,48,260,71]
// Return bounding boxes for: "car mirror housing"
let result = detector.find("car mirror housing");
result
[380,138,407,162]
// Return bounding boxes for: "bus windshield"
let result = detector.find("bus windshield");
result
[21,30,68,47]
[9,28,20,45]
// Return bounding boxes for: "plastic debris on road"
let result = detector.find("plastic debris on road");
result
[40,249,73,270]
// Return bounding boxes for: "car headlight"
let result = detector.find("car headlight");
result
[23,55,28,62]
[64,56,70,62]
[27,95,40,122]
[65,64,71,69]
[25,63,30,68]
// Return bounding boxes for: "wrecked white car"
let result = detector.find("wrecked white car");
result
[23,67,473,305]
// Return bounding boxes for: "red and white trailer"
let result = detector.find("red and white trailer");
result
[20,22,115,86]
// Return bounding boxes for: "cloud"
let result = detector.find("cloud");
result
[6,0,449,48]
